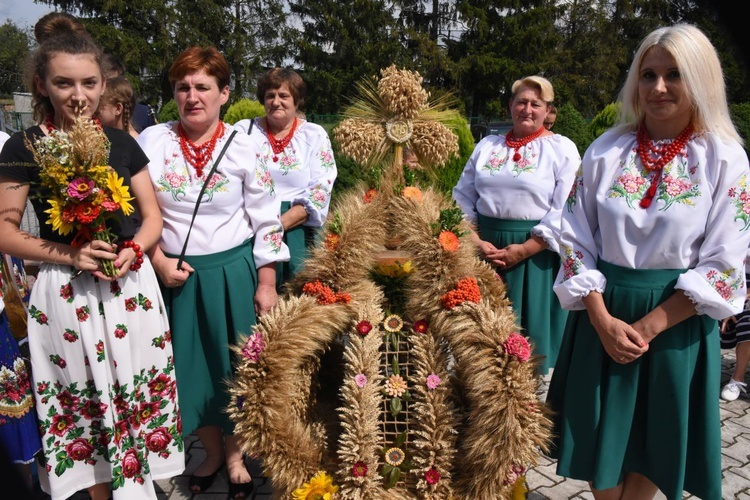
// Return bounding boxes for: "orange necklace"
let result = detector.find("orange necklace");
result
[178,121,225,178]
[267,117,298,162]
[636,122,694,209]
[505,126,545,162]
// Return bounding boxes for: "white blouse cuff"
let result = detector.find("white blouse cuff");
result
[293,198,326,227]
[553,269,607,311]
[531,225,560,255]
[675,270,744,320]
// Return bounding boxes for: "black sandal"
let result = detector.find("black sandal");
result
[189,464,223,493]
[228,479,253,499]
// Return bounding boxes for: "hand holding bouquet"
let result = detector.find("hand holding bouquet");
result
[25,116,135,278]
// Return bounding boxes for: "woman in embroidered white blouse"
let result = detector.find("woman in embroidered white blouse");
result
[138,47,289,499]
[234,68,336,292]
[546,24,750,500]
[452,75,580,375]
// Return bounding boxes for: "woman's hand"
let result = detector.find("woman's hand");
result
[254,283,278,317]
[584,291,648,364]
[150,250,193,288]
[73,240,119,281]
[494,243,527,269]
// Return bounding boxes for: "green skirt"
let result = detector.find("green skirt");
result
[161,240,258,436]
[546,261,721,500]
[277,201,316,291]
[477,214,567,374]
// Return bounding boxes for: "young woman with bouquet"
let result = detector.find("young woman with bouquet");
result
[0,13,183,500]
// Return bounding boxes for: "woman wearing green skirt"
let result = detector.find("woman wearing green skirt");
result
[140,47,289,499]
[548,24,750,499]
[453,75,580,374]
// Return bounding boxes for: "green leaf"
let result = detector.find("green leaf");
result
[387,466,401,488]
[390,397,402,416]
[391,355,399,375]
[381,464,394,476]
[395,431,407,448]
[391,335,399,350]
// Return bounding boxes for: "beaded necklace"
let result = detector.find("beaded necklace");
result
[636,122,694,209]
[505,126,546,162]
[267,117,298,162]
[178,121,225,178]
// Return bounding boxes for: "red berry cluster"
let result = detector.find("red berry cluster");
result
[441,277,481,309]
[302,280,352,305]
[120,240,144,272]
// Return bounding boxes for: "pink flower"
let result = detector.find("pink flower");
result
[354,373,367,388]
[352,461,368,477]
[121,448,142,478]
[426,374,441,390]
[145,427,173,453]
[413,319,428,333]
[356,320,373,336]
[241,332,264,362]
[66,438,94,461]
[504,333,531,362]
[425,467,440,485]
[67,177,95,200]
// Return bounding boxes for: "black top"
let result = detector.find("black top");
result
[0,125,150,245]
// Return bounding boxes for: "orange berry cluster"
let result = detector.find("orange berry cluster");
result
[302,280,352,305]
[325,233,340,250]
[441,277,481,309]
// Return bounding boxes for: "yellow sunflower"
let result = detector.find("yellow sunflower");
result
[106,171,135,216]
[292,471,339,499]
[44,197,74,236]
[383,314,404,333]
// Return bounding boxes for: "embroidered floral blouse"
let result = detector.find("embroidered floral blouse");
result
[452,133,581,254]
[555,128,750,320]
[138,122,290,267]
[233,118,337,228]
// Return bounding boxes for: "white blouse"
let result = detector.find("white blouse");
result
[137,122,290,267]
[452,133,581,254]
[554,128,750,320]
[233,118,337,227]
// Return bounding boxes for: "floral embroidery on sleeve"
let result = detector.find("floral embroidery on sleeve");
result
[318,147,335,170]
[706,268,743,302]
[728,173,750,231]
[561,245,585,281]
[256,163,276,197]
[263,227,283,253]
[566,166,583,213]
[308,184,331,209]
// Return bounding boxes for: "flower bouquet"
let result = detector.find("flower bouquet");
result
[25,116,135,278]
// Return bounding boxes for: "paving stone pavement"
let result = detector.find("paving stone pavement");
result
[58,349,749,499]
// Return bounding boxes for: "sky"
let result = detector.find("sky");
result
[0,0,55,29]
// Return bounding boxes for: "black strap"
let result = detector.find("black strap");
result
[177,129,238,271]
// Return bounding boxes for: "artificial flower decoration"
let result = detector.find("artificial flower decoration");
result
[412,319,428,334]
[356,320,373,336]
[354,373,368,388]
[384,447,406,467]
[302,281,351,305]
[504,333,531,362]
[426,374,441,390]
[385,375,407,398]
[425,467,441,485]
[292,471,339,500]
[325,233,340,251]
[240,332,264,362]
[325,212,343,250]
[352,461,368,478]
[441,277,481,309]
[363,188,378,204]
[437,230,460,252]
[383,314,404,333]
[402,186,423,202]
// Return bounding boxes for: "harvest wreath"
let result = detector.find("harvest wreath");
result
[226,66,552,499]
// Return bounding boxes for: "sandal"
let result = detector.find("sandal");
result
[189,463,223,493]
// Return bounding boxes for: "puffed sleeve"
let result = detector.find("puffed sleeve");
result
[292,125,337,228]
[452,140,484,224]
[553,135,610,310]
[674,139,750,319]
[244,154,290,267]
[531,136,581,255]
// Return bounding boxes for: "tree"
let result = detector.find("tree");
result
[0,21,30,96]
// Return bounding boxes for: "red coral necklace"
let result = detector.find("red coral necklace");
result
[636,122,694,209]
[267,117,298,162]
[505,126,546,162]
[178,121,225,178]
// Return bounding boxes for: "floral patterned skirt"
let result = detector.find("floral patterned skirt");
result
[29,260,184,500]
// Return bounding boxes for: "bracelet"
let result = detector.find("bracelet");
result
[120,240,144,272]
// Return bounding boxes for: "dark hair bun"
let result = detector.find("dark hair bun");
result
[34,12,88,44]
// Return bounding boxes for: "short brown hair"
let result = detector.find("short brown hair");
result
[168,46,230,90]
[256,68,306,109]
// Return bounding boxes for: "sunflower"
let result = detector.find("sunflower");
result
[106,171,135,216]
[384,447,405,467]
[383,314,403,333]
[45,197,74,235]
[292,471,339,499]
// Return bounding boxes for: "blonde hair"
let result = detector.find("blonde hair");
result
[617,23,741,144]
[511,76,554,104]
[100,76,136,134]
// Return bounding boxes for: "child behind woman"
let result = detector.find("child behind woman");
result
[98,76,139,139]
